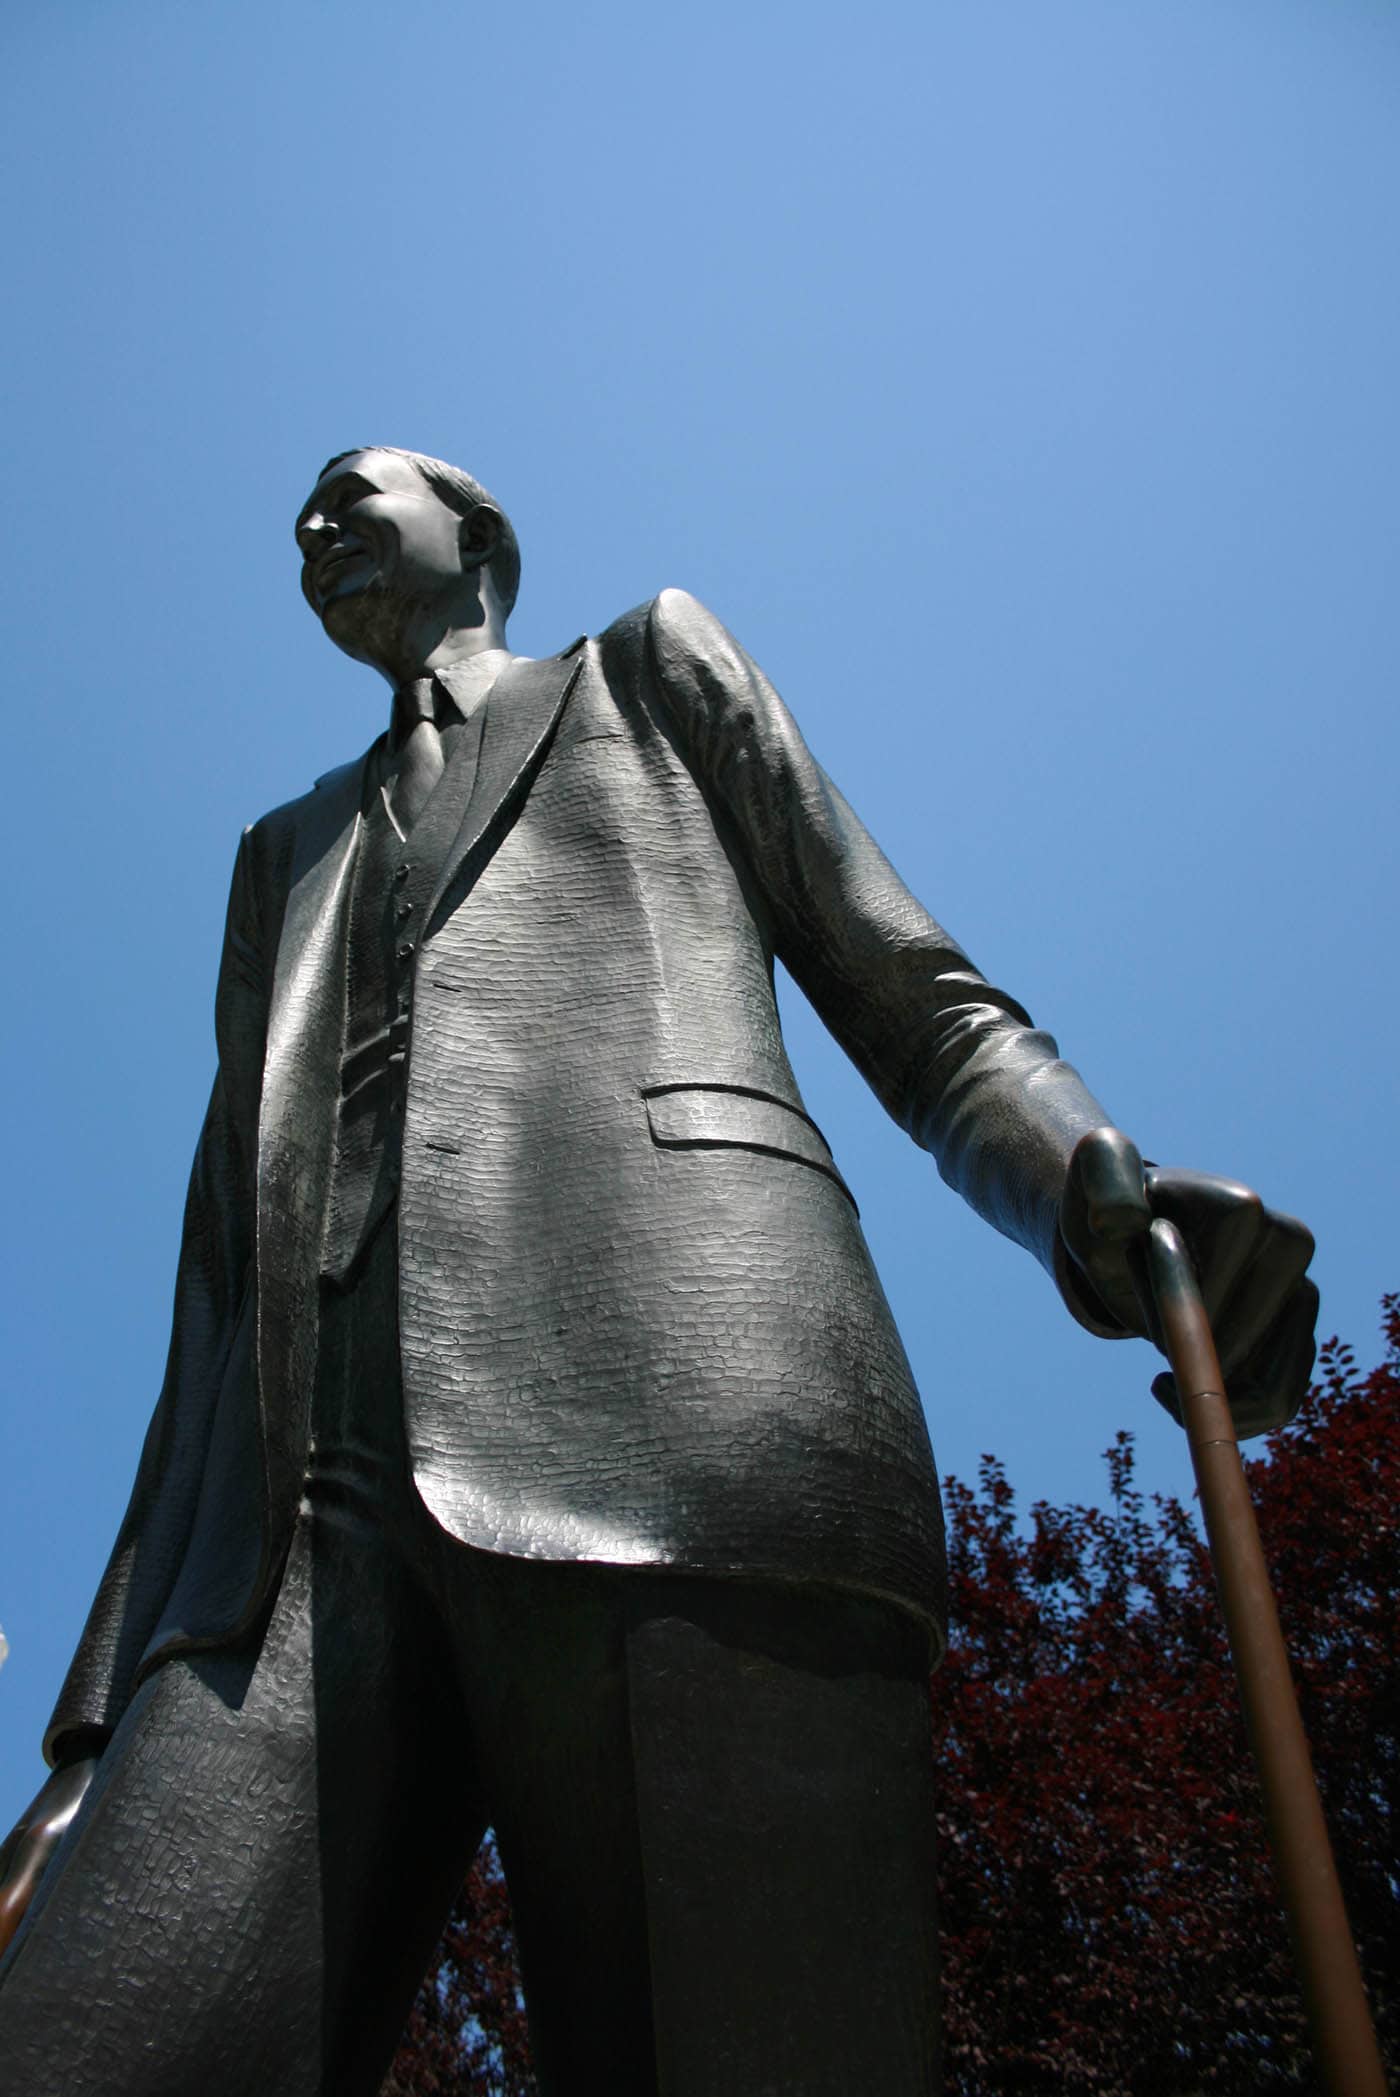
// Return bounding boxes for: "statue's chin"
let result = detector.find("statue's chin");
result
[320,582,401,674]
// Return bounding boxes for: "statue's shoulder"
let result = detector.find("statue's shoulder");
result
[245,761,346,835]
[596,594,653,667]
[238,750,367,878]
[607,587,714,640]
[595,588,722,680]
[310,752,365,800]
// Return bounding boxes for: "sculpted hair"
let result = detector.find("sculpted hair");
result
[318,446,522,616]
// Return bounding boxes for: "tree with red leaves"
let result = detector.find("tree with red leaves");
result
[934,1298,1397,2092]
[380,1838,533,2097]
[384,1300,1398,2094]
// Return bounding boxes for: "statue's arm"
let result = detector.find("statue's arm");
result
[644,589,1316,1431]
[0,828,270,1944]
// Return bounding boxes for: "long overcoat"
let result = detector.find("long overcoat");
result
[47,590,1113,1760]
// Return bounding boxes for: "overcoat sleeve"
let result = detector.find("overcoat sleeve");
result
[644,587,1123,1331]
[43,827,270,1765]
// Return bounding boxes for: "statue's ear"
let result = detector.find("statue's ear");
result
[459,503,502,572]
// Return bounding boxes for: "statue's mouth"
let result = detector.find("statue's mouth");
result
[314,545,372,602]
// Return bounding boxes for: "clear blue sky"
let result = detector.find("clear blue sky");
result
[1,1,1396,1830]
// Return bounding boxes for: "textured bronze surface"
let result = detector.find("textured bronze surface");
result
[0,448,1321,2092]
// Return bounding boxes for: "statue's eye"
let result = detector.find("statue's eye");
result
[333,477,375,513]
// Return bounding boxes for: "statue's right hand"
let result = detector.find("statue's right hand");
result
[0,1754,100,1961]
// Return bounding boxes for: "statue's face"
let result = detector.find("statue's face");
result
[295,450,469,669]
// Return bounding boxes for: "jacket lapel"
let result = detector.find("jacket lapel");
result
[250,643,580,1561]
[426,646,584,933]
[255,750,365,1545]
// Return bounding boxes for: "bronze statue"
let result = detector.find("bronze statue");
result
[0,448,1317,2095]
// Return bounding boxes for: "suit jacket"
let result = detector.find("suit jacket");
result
[46,590,1115,1760]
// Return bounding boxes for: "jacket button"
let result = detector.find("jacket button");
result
[397,942,414,963]
[394,863,411,883]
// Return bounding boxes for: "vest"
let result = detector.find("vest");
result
[320,705,486,1285]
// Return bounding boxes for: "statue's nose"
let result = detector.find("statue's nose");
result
[296,512,337,558]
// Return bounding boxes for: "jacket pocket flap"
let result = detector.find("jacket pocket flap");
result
[643,1085,855,1207]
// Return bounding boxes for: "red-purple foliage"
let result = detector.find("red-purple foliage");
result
[386,1299,1398,2094]
[380,1841,535,2097]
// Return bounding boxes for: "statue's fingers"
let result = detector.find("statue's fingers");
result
[1210,1210,1316,1383]
[1225,1278,1320,1437]
[1071,1128,1151,1242]
[1144,1168,1267,1327]
[1063,1130,1152,1333]
[1149,1274,1317,1438]
[1150,1368,1182,1426]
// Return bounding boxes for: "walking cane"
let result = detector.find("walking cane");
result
[1141,1216,1388,2096]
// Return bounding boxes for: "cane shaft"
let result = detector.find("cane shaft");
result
[1147,1220,1387,2096]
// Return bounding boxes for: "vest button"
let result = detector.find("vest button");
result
[397,943,414,964]
[394,863,412,884]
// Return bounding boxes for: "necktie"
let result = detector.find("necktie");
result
[390,678,446,834]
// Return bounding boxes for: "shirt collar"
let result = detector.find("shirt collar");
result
[385,654,521,763]
[388,649,518,753]
[429,649,519,721]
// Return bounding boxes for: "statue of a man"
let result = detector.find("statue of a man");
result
[0,448,1317,2096]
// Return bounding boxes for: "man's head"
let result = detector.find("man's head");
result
[295,447,521,682]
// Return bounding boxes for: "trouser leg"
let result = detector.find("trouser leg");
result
[0,1512,484,2097]
[436,1551,661,2095]
[0,1233,487,2097]
[452,1557,942,2097]
[0,1556,328,2097]
[625,1584,941,2097]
